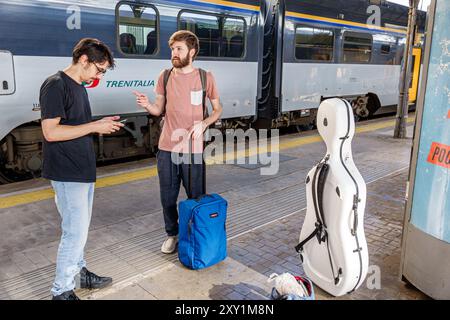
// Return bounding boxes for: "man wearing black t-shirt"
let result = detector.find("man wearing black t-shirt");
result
[40,38,124,300]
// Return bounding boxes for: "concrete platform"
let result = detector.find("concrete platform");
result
[0,115,429,300]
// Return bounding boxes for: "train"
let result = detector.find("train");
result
[0,0,427,183]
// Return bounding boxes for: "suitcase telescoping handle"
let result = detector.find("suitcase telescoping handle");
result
[188,69,208,199]
[187,133,206,199]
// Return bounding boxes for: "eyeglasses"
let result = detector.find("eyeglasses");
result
[92,62,107,75]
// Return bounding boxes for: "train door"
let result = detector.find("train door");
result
[408,46,422,104]
[255,0,285,128]
[0,50,15,95]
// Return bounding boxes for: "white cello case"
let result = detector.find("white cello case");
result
[297,98,369,296]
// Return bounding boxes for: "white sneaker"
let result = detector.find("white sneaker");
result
[161,236,178,254]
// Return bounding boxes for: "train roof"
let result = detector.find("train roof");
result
[0,0,260,9]
[1,0,426,30]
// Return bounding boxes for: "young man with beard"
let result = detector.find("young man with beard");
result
[133,30,223,254]
[40,38,124,300]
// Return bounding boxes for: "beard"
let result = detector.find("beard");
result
[171,55,190,68]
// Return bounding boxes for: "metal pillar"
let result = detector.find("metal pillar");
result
[394,0,420,139]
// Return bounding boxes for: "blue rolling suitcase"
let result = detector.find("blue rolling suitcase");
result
[178,135,228,270]
[178,193,228,270]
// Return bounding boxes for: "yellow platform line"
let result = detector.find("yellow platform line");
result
[0,117,414,209]
[95,167,158,189]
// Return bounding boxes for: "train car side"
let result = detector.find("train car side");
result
[0,0,260,182]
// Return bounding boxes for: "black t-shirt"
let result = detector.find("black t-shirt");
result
[40,71,96,183]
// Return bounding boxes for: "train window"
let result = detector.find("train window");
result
[381,44,391,54]
[179,11,245,58]
[117,3,158,55]
[395,37,406,65]
[295,26,334,61]
[223,18,245,58]
[180,12,220,57]
[343,32,372,63]
[373,34,396,56]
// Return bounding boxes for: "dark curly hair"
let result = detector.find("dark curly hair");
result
[72,38,115,69]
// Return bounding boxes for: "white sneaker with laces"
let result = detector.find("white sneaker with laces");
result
[161,236,178,254]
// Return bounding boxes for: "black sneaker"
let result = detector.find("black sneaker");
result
[79,267,113,290]
[52,290,80,300]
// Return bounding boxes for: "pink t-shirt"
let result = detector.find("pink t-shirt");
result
[155,68,219,154]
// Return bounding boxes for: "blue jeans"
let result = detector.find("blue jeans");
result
[50,181,94,296]
[157,150,204,236]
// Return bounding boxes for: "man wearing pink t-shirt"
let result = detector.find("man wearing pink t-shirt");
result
[133,30,223,254]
